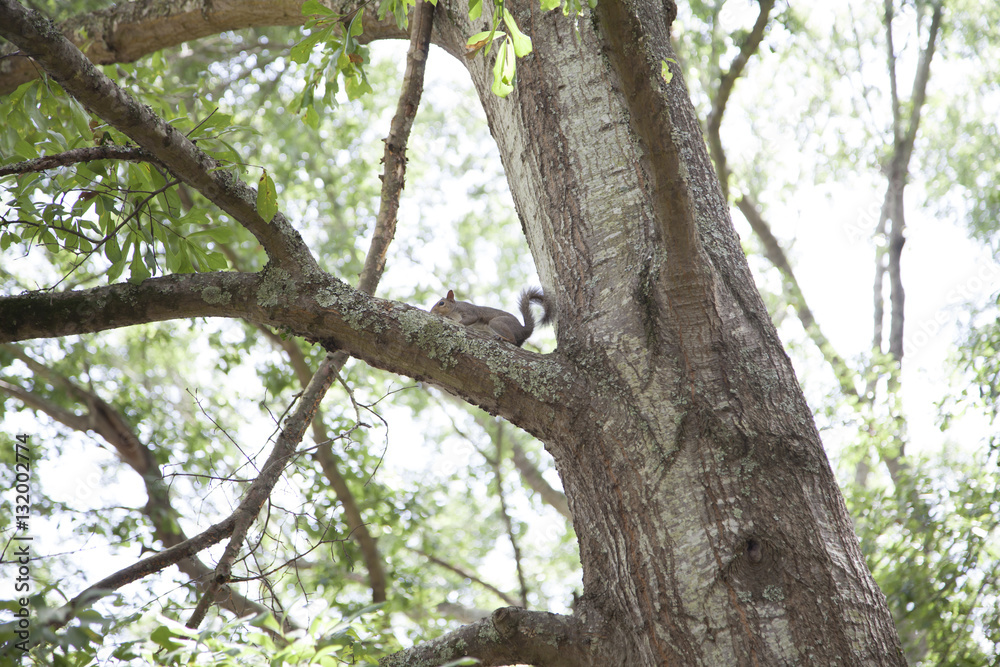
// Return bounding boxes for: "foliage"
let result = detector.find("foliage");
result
[0,7,573,661]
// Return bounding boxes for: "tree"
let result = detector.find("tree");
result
[676,2,1000,663]
[0,0,914,664]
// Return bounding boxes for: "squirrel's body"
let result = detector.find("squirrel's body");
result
[430,287,553,347]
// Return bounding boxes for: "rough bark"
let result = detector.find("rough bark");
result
[423,1,905,664]
[380,607,590,667]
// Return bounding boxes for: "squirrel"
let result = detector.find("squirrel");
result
[430,287,554,347]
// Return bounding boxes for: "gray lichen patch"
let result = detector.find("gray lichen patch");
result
[256,268,295,308]
[762,585,785,602]
[201,285,231,305]
[402,309,463,369]
[314,286,340,309]
[341,295,387,334]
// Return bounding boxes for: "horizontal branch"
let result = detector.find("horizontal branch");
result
[0,270,576,439]
[379,607,590,667]
[0,145,158,176]
[0,0,413,96]
[0,271,256,341]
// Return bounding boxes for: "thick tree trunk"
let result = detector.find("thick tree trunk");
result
[436,2,905,664]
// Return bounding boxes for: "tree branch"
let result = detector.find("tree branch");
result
[379,607,590,667]
[735,195,859,399]
[492,423,529,608]
[261,324,389,604]
[186,354,340,629]
[1,269,576,435]
[0,0,315,270]
[510,442,571,520]
[50,363,326,636]
[885,0,944,362]
[409,547,518,607]
[0,145,158,176]
[900,0,944,165]
[883,0,902,145]
[357,0,435,294]
[0,271,258,341]
[0,347,291,629]
[259,0,436,605]
[695,1,858,401]
[47,514,237,631]
[705,0,775,201]
[0,0,412,96]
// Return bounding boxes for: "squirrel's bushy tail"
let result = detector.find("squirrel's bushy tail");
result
[518,287,555,339]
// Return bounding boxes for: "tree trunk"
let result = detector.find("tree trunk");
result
[435,2,904,664]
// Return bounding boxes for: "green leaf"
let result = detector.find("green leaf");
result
[540,0,560,10]
[661,57,676,84]
[106,234,127,282]
[188,226,234,244]
[203,250,229,271]
[393,0,408,29]
[301,0,334,16]
[257,170,278,222]
[303,105,319,129]
[290,30,325,64]
[129,242,151,283]
[491,38,516,98]
[376,0,395,22]
[105,234,122,264]
[14,138,37,160]
[344,71,373,100]
[191,109,234,138]
[466,30,505,50]
[69,100,92,138]
[171,240,194,274]
[502,8,533,57]
[149,626,183,651]
[348,9,365,37]
[469,0,483,20]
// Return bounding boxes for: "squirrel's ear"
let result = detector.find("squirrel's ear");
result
[447,290,455,299]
